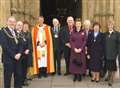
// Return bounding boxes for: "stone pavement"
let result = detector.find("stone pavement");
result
[0,46,120,88]
[23,75,120,88]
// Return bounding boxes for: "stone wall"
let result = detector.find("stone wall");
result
[0,0,120,30]
[82,0,120,32]
[0,0,40,27]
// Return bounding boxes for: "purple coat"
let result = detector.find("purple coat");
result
[69,29,87,74]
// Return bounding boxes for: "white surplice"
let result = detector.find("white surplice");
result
[37,25,47,68]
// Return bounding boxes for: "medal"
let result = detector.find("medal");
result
[23,38,26,41]
[54,34,58,38]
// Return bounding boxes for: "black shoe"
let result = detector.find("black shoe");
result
[73,76,77,82]
[108,83,112,86]
[105,78,109,81]
[22,81,29,86]
[73,75,77,82]
[73,78,77,82]
[91,79,95,82]
[51,72,56,76]
[38,74,41,79]
[64,72,70,76]
[57,73,61,76]
[96,80,100,83]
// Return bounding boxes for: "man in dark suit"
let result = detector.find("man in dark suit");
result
[61,16,75,75]
[0,16,23,88]
[51,18,61,75]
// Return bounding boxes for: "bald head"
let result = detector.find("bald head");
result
[7,16,16,29]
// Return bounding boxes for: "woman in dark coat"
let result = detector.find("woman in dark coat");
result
[105,20,119,86]
[87,22,105,82]
[69,18,86,82]
[21,21,33,86]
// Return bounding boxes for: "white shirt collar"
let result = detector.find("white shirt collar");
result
[109,30,114,34]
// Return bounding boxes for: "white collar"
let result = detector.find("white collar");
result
[8,26,14,32]
[109,30,114,34]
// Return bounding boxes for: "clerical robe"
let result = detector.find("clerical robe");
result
[31,24,54,74]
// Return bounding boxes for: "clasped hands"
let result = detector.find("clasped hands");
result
[74,48,82,53]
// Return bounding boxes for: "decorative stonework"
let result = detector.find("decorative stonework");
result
[0,0,40,27]
[0,0,120,31]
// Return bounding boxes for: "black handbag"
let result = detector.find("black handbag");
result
[72,58,82,67]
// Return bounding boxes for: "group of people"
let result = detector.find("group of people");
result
[0,15,120,88]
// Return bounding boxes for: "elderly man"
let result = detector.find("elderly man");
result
[0,16,23,88]
[51,18,62,75]
[61,16,75,75]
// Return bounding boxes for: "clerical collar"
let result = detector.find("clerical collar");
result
[39,24,46,28]
[109,30,114,34]
[38,24,45,30]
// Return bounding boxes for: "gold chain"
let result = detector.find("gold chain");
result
[3,28,19,44]
[3,28,17,39]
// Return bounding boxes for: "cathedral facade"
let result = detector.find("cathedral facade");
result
[0,0,120,31]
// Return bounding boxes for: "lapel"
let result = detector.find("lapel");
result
[52,27,60,33]
[5,27,14,37]
[106,31,114,38]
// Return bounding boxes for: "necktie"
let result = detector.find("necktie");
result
[11,29,18,44]
[10,29,16,37]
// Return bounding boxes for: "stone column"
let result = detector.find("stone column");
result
[114,0,120,31]
[87,0,95,20]
[0,0,11,27]
[82,0,88,21]
[101,0,107,32]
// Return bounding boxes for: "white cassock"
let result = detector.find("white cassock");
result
[37,26,47,68]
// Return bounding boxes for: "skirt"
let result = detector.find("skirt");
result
[106,59,117,71]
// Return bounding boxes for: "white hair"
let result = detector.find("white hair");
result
[52,18,59,24]
[83,20,91,25]
[7,16,16,22]
[67,16,74,22]
[16,21,23,25]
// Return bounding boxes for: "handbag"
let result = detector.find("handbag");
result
[72,58,82,67]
